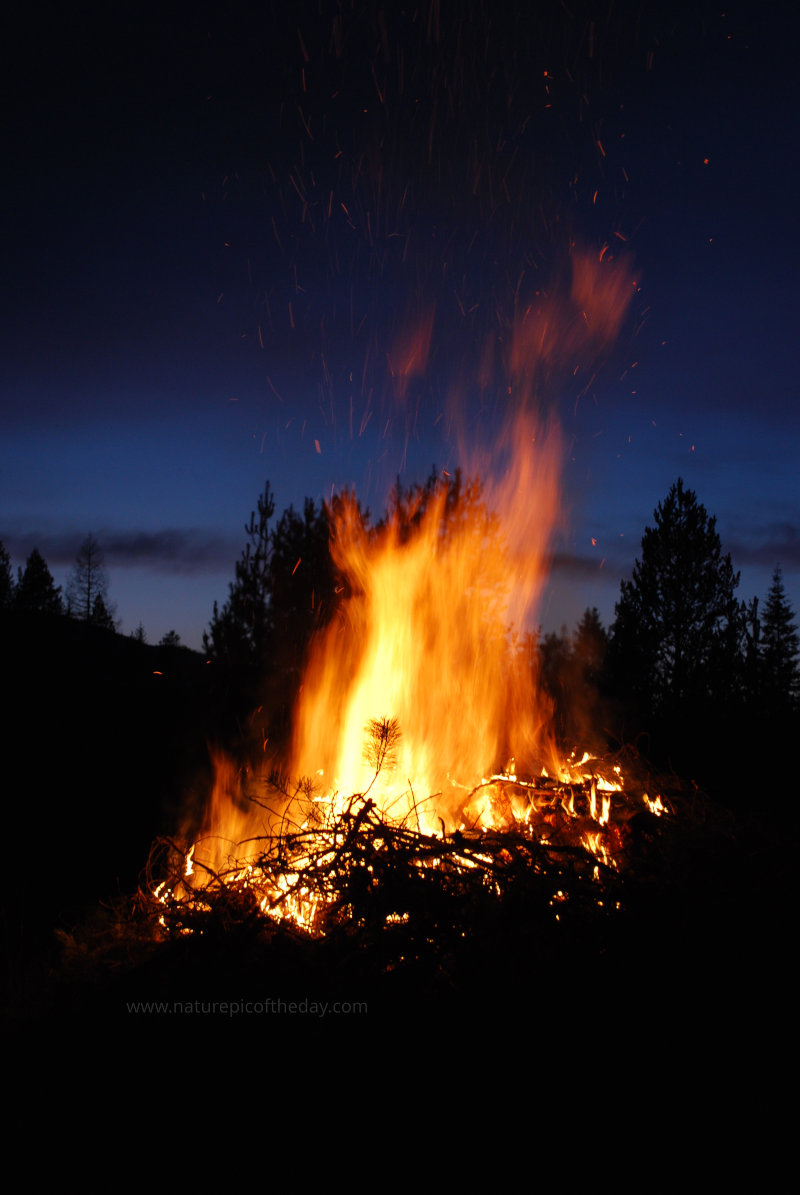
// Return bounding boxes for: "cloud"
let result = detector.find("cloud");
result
[2,528,238,574]
[102,530,238,573]
[549,551,629,583]
[552,523,800,584]
[728,523,800,569]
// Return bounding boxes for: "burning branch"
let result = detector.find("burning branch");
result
[146,745,669,963]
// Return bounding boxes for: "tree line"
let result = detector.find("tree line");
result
[0,533,181,645]
[0,532,117,627]
[538,479,799,800]
[6,477,795,804]
[204,474,799,803]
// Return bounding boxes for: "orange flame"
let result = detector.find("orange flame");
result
[290,411,564,829]
[388,307,435,401]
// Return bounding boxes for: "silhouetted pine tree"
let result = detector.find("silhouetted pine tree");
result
[607,480,748,797]
[204,482,276,681]
[535,610,611,751]
[760,566,799,712]
[204,482,339,744]
[15,548,62,615]
[91,592,117,631]
[610,478,740,719]
[269,498,337,675]
[573,607,608,690]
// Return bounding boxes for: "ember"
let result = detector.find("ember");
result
[149,746,670,943]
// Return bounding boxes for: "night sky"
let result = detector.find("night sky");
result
[2,0,798,648]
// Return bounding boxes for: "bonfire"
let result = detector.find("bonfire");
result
[148,735,671,945]
[61,248,693,1008]
[141,246,676,985]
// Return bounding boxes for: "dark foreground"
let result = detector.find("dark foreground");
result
[2,614,793,1028]
[5,786,792,1027]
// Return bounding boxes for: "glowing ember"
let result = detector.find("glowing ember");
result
[152,746,667,941]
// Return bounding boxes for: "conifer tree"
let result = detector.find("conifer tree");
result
[15,549,63,615]
[573,607,608,689]
[610,478,740,715]
[269,496,336,677]
[760,566,799,710]
[91,592,117,631]
[204,482,275,676]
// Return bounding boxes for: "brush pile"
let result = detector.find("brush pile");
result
[126,749,689,1001]
[47,746,790,1019]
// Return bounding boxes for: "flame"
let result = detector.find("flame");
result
[388,307,435,401]
[289,410,563,830]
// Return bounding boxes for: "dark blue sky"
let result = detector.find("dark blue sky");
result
[2,0,798,647]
